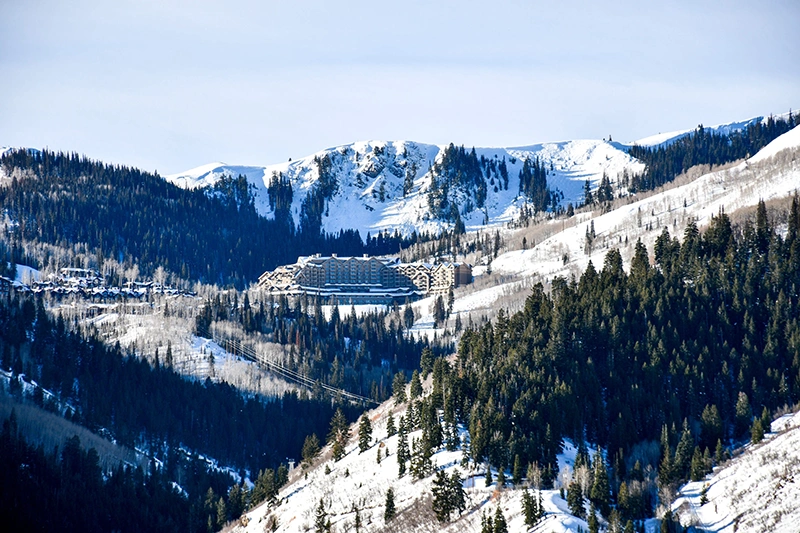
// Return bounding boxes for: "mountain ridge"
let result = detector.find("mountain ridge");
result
[164,111,791,238]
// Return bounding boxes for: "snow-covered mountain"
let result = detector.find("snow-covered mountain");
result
[164,112,788,238]
[631,111,794,148]
[227,123,800,533]
[167,139,641,237]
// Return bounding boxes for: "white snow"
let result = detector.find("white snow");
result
[161,111,796,241]
[475,125,800,314]
[630,111,796,148]
[672,411,800,533]
[13,263,40,284]
[747,123,800,164]
[165,138,643,238]
[234,389,599,533]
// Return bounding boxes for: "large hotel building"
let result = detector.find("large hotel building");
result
[258,254,472,304]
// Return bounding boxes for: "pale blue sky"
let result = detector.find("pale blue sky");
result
[1,0,797,174]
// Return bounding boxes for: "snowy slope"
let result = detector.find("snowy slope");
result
[630,110,795,147]
[163,111,793,238]
[671,412,800,533]
[460,124,800,318]
[166,139,643,238]
[235,386,599,533]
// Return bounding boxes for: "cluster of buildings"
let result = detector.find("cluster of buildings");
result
[258,254,472,304]
[1,267,191,300]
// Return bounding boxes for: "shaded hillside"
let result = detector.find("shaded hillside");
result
[0,291,360,476]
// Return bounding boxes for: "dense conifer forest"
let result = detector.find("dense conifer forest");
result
[628,113,796,191]
[0,291,365,473]
[196,292,446,400]
[1,413,191,533]
[0,405,295,533]
[0,289,370,531]
[421,197,800,520]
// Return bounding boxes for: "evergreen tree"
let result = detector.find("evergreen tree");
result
[522,488,539,528]
[659,439,674,489]
[329,408,349,461]
[228,483,247,521]
[567,480,585,519]
[690,446,705,481]
[449,470,467,517]
[420,347,434,377]
[410,435,433,479]
[588,503,600,533]
[583,179,593,206]
[302,433,321,466]
[493,506,509,533]
[403,304,415,330]
[590,448,610,516]
[751,418,765,444]
[386,412,396,437]
[496,465,506,487]
[734,391,752,438]
[673,423,694,480]
[760,407,772,433]
[480,511,494,533]
[431,470,453,523]
[700,405,723,451]
[617,481,630,520]
[216,497,228,529]
[715,439,724,465]
[397,417,409,478]
[512,454,522,486]
[410,370,423,399]
[430,469,465,523]
[433,295,446,326]
[384,487,396,522]
[314,498,330,533]
[393,372,407,405]
[358,414,373,453]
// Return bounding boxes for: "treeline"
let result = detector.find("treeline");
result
[628,114,797,191]
[0,413,191,532]
[432,198,800,518]
[0,408,286,533]
[0,149,410,288]
[0,291,361,478]
[196,292,448,401]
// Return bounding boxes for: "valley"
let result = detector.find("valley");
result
[1,110,799,532]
